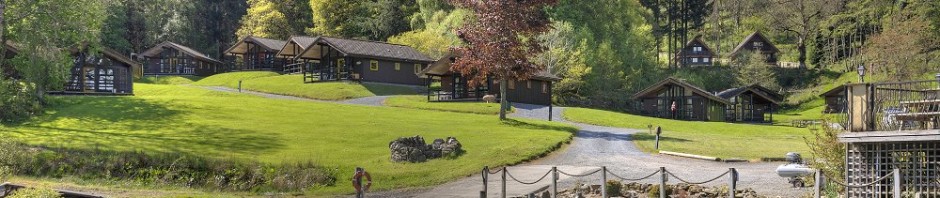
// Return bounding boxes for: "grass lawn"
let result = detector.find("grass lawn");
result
[195,72,417,100]
[563,108,811,160]
[385,95,508,114]
[0,83,574,196]
[135,76,203,85]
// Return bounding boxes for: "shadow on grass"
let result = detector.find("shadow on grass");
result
[500,119,578,133]
[2,96,284,156]
[631,133,692,143]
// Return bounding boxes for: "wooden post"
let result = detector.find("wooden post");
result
[483,166,489,198]
[655,126,662,150]
[728,168,736,198]
[660,167,667,198]
[814,169,823,198]
[552,167,558,198]
[548,81,553,121]
[602,166,608,198]
[501,167,507,198]
[893,169,901,198]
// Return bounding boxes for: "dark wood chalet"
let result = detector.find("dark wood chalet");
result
[675,36,715,67]
[419,53,560,106]
[224,36,289,72]
[139,41,223,76]
[276,36,319,74]
[60,47,141,95]
[729,31,779,64]
[276,36,434,86]
[820,84,847,113]
[632,78,731,121]
[1,42,20,78]
[716,84,783,123]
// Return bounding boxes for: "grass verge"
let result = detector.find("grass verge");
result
[0,83,574,196]
[563,108,811,160]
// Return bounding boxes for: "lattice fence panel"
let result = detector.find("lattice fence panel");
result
[847,141,940,197]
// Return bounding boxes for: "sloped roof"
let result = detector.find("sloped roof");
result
[276,36,319,58]
[317,37,434,62]
[419,52,560,81]
[631,77,732,105]
[716,84,784,105]
[675,35,715,57]
[820,84,847,97]
[729,31,780,57]
[224,36,288,54]
[140,41,222,64]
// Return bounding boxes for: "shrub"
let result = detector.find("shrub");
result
[0,139,335,192]
[7,186,60,198]
[0,78,41,123]
[605,180,622,197]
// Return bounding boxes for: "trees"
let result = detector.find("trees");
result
[447,0,556,120]
[309,0,365,38]
[767,0,839,69]
[236,0,291,40]
[731,52,777,89]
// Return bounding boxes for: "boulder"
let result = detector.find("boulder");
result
[390,136,463,163]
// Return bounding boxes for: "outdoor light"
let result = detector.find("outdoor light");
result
[857,64,866,83]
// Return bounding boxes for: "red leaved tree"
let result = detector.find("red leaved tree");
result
[448,0,556,120]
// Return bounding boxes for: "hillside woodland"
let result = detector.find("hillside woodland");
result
[1,0,938,121]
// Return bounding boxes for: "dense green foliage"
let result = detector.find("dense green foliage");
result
[0,79,40,122]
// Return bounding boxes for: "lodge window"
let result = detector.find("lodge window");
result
[541,81,548,93]
[703,58,710,63]
[395,63,400,71]
[753,42,763,48]
[692,58,699,63]
[414,64,422,74]
[370,60,379,71]
[526,80,532,89]
[693,47,702,52]
[508,81,515,90]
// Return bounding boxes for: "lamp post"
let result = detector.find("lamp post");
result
[857,64,866,83]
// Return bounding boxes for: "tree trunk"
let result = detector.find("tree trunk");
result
[499,78,508,120]
[798,36,807,69]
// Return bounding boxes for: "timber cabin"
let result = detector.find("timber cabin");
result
[139,41,223,76]
[716,84,783,123]
[419,53,560,106]
[729,31,779,64]
[60,47,141,95]
[632,77,730,121]
[224,36,289,72]
[820,84,848,113]
[675,36,715,67]
[276,36,434,86]
[835,77,940,196]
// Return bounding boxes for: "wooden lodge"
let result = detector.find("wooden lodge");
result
[60,47,141,95]
[224,36,289,72]
[276,36,434,86]
[729,31,779,64]
[675,35,715,67]
[820,85,847,113]
[419,53,560,106]
[632,78,730,121]
[834,77,940,196]
[716,84,783,123]
[139,41,223,76]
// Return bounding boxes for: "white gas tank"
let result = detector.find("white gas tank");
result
[776,163,814,178]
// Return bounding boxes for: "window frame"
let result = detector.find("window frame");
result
[541,81,548,93]
[508,80,515,90]
[414,64,422,74]
[692,58,699,63]
[394,63,400,71]
[369,60,379,71]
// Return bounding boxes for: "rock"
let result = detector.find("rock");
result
[483,95,497,103]
[390,136,463,162]
[541,191,551,198]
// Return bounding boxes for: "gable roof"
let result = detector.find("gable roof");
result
[820,84,847,97]
[716,84,784,105]
[631,77,732,105]
[276,36,319,58]
[729,31,780,57]
[293,37,434,62]
[140,41,222,64]
[419,51,560,81]
[224,36,288,55]
[675,35,715,57]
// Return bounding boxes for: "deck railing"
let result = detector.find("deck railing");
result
[850,80,940,132]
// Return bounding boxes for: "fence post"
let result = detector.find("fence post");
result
[660,167,667,198]
[814,169,823,198]
[728,168,736,198]
[483,166,489,198]
[893,169,901,198]
[552,167,558,198]
[502,167,507,198]
[238,80,242,92]
[602,166,608,198]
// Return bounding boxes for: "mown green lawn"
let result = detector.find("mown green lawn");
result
[563,108,811,160]
[0,83,575,196]
[135,76,203,85]
[194,72,417,100]
[385,95,508,114]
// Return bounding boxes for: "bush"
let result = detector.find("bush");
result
[605,180,622,197]
[0,78,41,123]
[0,139,335,192]
[7,187,60,198]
